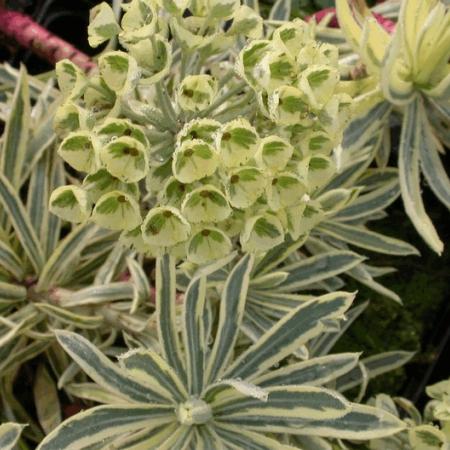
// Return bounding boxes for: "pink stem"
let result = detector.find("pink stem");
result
[306,7,396,34]
[0,8,96,72]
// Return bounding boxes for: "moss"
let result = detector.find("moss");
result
[333,194,450,399]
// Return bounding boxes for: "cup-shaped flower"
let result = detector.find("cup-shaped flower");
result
[216,118,259,167]
[187,227,232,263]
[172,139,218,183]
[49,185,92,223]
[241,214,285,252]
[91,190,142,231]
[55,60,87,101]
[298,66,340,110]
[58,131,98,173]
[181,185,231,223]
[298,155,336,192]
[83,169,139,203]
[100,136,148,183]
[177,119,221,144]
[255,136,293,173]
[226,166,267,209]
[177,75,218,112]
[98,51,139,94]
[266,173,307,211]
[141,206,191,247]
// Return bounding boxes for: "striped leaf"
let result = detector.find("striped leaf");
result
[342,101,391,153]
[224,291,354,381]
[158,426,193,450]
[94,244,126,286]
[347,263,401,303]
[65,382,128,405]
[0,281,27,303]
[269,0,291,20]
[0,240,24,280]
[156,254,187,384]
[37,223,96,290]
[205,254,254,384]
[127,257,151,314]
[194,426,226,450]
[215,424,298,450]
[289,403,406,439]
[336,351,414,393]
[418,104,450,212]
[335,179,400,222]
[182,276,207,396]
[55,330,168,403]
[36,405,174,450]
[214,386,350,425]
[35,303,103,329]
[0,65,30,187]
[45,158,64,257]
[0,422,24,450]
[278,251,365,292]
[0,340,50,375]
[26,149,50,249]
[0,172,45,272]
[254,353,360,388]
[33,364,61,434]
[318,221,419,256]
[253,233,308,276]
[60,282,134,307]
[105,423,178,449]
[309,302,369,357]
[399,98,443,254]
[21,103,56,185]
[118,349,188,403]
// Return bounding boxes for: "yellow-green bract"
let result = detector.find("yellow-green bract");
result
[50,0,357,265]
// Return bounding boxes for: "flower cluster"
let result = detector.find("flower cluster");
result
[50,0,353,264]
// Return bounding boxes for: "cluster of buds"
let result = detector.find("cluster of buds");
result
[50,0,353,264]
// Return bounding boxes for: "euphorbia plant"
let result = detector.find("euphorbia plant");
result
[0,65,156,444]
[37,255,406,449]
[334,0,450,254]
[368,377,450,449]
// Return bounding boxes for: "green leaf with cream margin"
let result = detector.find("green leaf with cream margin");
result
[399,98,443,254]
[37,255,405,449]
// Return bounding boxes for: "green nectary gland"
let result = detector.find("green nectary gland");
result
[177,398,212,426]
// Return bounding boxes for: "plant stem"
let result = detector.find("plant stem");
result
[155,81,178,126]
[198,80,248,118]
[0,7,96,72]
